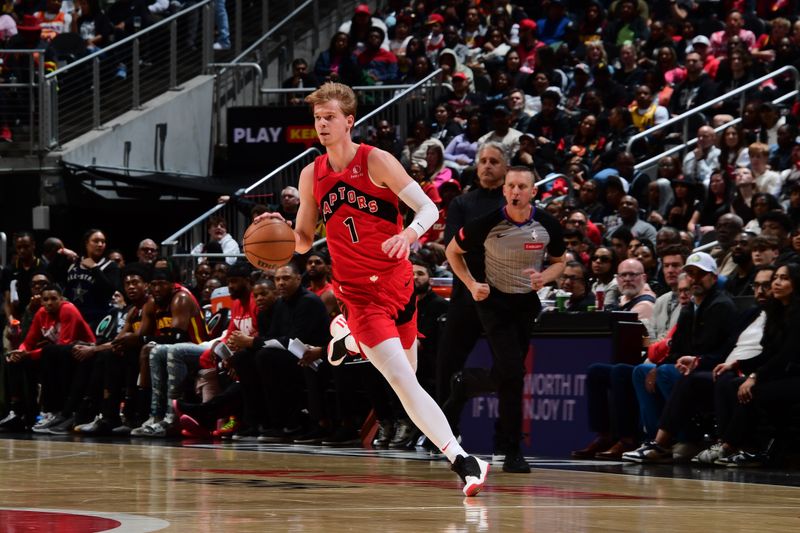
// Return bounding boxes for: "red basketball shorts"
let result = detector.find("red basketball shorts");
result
[334,264,417,350]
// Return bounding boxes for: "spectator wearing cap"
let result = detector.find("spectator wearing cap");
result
[682,125,721,188]
[687,35,719,79]
[357,26,398,84]
[477,105,522,160]
[339,3,389,54]
[438,70,484,116]
[536,0,571,46]
[623,252,736,462]
[710,10,756,60]
[424,13,445,61]
[516,18,544,72]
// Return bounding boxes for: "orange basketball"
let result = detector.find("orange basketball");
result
[243,218,296,270]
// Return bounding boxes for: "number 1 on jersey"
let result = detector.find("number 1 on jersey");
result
[343,217,360,243]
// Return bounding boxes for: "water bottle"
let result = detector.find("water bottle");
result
[8,318,21,348]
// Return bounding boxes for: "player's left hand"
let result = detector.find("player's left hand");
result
[381,230,414,260]
[523,268,545,290]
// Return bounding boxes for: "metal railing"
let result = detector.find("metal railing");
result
[0,232,7,267]
[0,50,46,153]
[210,0,351,146]
[161,146,321,278]
[163,68,446,278]
[628,65,799,167]
[41,1,214,149]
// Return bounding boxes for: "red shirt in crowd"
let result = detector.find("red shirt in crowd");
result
[19,301,95,360]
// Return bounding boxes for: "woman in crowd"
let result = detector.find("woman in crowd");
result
[698,171,734,233]
[645,178,674,228]
[701,264,800,466]
[718,125,751,178]
[62,228,121,328]
[314,32,361,86]
[633,239,666,296]
[558,114,606,168]
[589,245,620,309]
[743,191,782,234]
[444,113,482,170]
[666,174,703,236]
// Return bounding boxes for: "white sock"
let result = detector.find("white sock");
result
[361,338,468,463]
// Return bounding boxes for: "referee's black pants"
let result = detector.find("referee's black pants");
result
[475,288,540,452]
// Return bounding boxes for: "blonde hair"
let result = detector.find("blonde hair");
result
[748,142,770,157]
[305,82,358,118]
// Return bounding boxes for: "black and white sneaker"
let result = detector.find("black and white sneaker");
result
[451,455,490,497]
[327,314,359,366]
[0,410,24,432]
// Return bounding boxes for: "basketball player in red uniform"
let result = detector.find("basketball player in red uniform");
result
[255,83,489,496]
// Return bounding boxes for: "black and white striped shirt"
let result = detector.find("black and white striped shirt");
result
[455,206,565,294]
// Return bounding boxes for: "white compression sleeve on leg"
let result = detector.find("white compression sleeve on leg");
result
[361,338,467,462]
[398,181,439,240]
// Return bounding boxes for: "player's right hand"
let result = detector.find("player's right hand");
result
[253,212,292,227]
[469,282,490,302]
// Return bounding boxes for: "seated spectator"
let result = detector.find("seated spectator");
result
[647,246,688,341]
[725,232,756,297]
[72,0,112,52]
[628,84,669,133]
[357,26,398,84]
[6,283,96,433]
[623,252,736,462]
[314,32,361,86]
[477,105,522,159]
[191,215,240,266]
[749,142,782,197]
[589,245,620,309]
[603,0,649,53]
[733,169,761,227]
[135,238,158,264]
[130,267,208,437]
[770,123,797,171]
[34,0,70,42]
[698,264,800,467]
[557,261,595,311]
[644,178,674,228]
[759,210,798,264]
[424,142,453,191]
[717,125,750,177]
[73,264,153,434]
[697,171,734,234]
[571,258,654,460]
[665,174,702,234]
[339,3,388,54]
[630,264,776,465]
[281,58,318,106]
[444,113,482,171]
[371,119,403,160]
[669,52,718,121]
[304,251,339,319]
[558,115,606,169]
[683,125,721,188]
[0,271,50,430]
[605,195,658,245]
[430,103,462,147]
[710,10,756,60]
[633,239,667,296]
[525,90,571,156]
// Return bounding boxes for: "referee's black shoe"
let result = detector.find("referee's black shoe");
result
[502,449,531,473]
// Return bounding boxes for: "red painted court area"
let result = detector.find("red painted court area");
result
[0,510,120,532]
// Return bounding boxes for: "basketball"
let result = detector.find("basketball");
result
[243,218,295,270]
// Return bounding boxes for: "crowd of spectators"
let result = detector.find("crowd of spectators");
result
[0,0,231,142]
[3,0,800,467]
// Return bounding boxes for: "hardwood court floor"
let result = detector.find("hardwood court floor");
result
[2,435,800,532]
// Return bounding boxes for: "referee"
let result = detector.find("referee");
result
[445,166,566,473]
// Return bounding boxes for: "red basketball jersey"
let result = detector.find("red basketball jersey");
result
[313,143,406,285]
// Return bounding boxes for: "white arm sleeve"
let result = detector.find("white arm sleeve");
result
[398,181,439,240]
